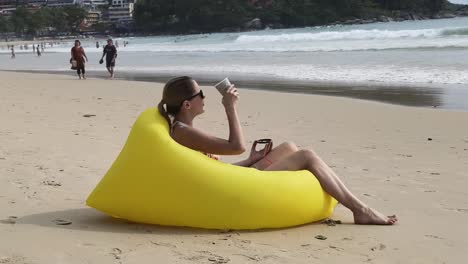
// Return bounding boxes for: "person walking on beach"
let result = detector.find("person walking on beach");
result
[100,39,118,79]
[99,39,117,79]
[71,40,88,80]
[11,46,15,59]
[158,76,398,225]
[37,45,41,57]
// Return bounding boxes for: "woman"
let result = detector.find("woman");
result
[158,76,397,225]
[71,40,88,80]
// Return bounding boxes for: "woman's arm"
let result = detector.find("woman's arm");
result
[100,47,106,60]
[172,86,246,155]
[224,103,245,152]
[232,142,270,167]
[172,125,245,155]
[83,48,88,61]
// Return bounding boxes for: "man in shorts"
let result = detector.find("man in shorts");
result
[99,39,118,78]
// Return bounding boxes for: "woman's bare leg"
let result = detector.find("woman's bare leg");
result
[252,141,298,170]
[265,149,397,225]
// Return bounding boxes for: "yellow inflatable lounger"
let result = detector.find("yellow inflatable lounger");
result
[86,108,337,230]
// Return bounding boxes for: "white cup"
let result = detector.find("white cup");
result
[214,77,231,95]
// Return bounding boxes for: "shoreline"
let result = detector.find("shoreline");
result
[3,69,468,111]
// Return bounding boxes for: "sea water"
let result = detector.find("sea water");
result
[1,17,468,109]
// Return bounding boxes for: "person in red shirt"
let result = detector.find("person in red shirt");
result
[71,40,88,80]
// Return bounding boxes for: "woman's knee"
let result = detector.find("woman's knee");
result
[297,149,320,165]
[279,141,298,153]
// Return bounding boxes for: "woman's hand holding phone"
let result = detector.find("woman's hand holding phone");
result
[248,139,273,164]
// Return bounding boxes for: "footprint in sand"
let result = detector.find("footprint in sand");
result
[195,251,230,264]
[0,216,17,224]
[110,248,122,260]
[233,254,261,261]
[0,256,26,264]
[42,180,62,186]
[370,243,386,251]
[208,256,230,264]
[150,241,176,249]
[444,208,468,213]
[53,219,72,225]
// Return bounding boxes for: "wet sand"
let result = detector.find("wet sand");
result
[4,69,468,111]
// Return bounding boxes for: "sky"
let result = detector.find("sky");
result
[448,0,468,4]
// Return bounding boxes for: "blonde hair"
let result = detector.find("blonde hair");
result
[157,76,197,126]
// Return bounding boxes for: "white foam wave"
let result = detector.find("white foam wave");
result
[2,25,468,54]
[235,27,468,43]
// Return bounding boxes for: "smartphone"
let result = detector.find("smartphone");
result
[253,138,273,156]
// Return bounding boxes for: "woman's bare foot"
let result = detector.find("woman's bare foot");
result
[353,207,398,225]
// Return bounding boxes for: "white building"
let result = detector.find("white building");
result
[108,0,136,23]
[45,0,77,7]
[0,0,16,9]
[84,10,101,25]
[82,0,107,10]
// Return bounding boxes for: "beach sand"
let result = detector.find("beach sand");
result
[1,71,467,263]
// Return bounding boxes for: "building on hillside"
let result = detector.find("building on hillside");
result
[107,0,136,23]
[85,10,101,25]
[45,0,77,7]
[82,0,107,9]
[0,7,15,16]
[26,0,47,5]
[0,0,16,10]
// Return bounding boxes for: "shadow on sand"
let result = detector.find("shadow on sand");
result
[12,208,218,235]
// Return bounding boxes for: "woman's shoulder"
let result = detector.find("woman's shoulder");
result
[171,121,189,131]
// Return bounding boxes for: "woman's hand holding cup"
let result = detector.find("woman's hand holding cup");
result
[221,85,239,108]
[216,77,239,108]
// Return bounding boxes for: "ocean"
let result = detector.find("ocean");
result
[1,16,468,110]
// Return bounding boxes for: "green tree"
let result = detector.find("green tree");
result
[26,9,48,36]
[62,6,88,33]
[133,0,453,34]
[134,0,174,32]
[11,7,30,35]
[0,16,12,33]
[48,7,68,32]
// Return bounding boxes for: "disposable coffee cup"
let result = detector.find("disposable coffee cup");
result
[214,77,231,95]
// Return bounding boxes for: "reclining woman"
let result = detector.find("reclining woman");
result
[157,76,397,225]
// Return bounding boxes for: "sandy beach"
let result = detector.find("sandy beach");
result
[1,71,468,263]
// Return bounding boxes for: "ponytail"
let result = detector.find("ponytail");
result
[157,76,196,128]
[157,100,171,127]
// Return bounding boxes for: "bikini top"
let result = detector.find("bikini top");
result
[171,121,220,161]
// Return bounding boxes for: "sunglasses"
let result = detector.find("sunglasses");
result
[181,90,205,105]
